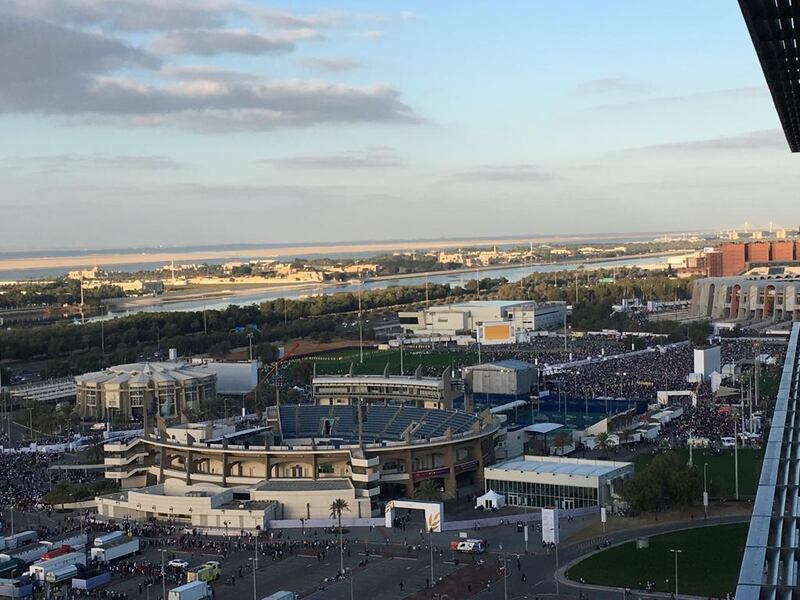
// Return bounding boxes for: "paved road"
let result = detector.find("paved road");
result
[29,513,748,600]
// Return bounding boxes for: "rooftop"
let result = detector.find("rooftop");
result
[75,361,215,387]
[523,423,563,435]
[487,455,632,478]
[256,479,352,492]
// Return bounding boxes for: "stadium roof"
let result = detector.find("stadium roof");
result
[739,0,800,152]
[487,456,631,478]
[74,362,215,386]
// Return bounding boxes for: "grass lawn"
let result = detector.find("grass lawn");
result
[633,447,763,500]
[565,523,748,597]
[311,347,480,376]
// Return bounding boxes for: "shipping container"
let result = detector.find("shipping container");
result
[41,545,72,561]
[45,565,78,585]
[1,533,37,551]
[89,538,139,563]
[261,592,298,600]
[168,581,209,600]
[0,577,34,598]
[29,552,86,582]
[71,571,111,591]
[92,532,124,548]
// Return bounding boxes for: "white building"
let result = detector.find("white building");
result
[398,300,566,336]
[694,346,721,379]
[483,455,633,510]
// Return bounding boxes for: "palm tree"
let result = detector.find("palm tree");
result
[413,479,443,502]
[329,498,350,574]
[595,432,610,451]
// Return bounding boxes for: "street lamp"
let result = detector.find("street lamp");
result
[158,549,168,600]
[670,549,682,600]
[346,567,354,600]
[428,523,435,589]
[703,462,709,518]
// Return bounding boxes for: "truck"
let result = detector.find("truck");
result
[42,545,73,561]
[0,577,34,598]
[89,538,139,563]
[168,581,209,600]
[261,592,298,600]
[2,543,51,565]
[71,570,111,591]
[29,552,87,582]
[45,564,79,585]
[92,532,124,548]
[2,533,37,551]
[0,558,27,580]
[43,533,87,553]
[186,561,221,584]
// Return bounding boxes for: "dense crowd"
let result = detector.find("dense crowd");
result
[549,339,786,403]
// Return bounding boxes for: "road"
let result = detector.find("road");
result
[66,512,749,600]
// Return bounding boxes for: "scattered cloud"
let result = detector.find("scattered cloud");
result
[0,14,159,84]
[295,57,362,72]
[249,6,346,29]
[458,164,556,182]
[358,30,385,40]
[266,147,402,169]
[575,76,651,95]
[5,154,184,173]
[157,65,257,82]
[0,12,419,131]
[2,0,232,32]
[629,129,786,153]
[151,29,319,56]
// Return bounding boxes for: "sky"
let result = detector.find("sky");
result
[0,0,796,251]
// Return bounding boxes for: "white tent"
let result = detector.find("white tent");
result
[475,489,505,510]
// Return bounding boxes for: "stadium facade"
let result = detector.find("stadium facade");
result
[690,275,800,321]
[103,404,501,518]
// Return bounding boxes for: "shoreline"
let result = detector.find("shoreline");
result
[108,249,688,312]
[0,234,688,274]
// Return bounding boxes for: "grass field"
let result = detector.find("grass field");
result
[633,447,763,500]
[311,347,481,376]
[565,523,748,597]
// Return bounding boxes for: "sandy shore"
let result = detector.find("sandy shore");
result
[106,249,686,312]
[0,233,670,273]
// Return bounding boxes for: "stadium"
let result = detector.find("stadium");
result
[101,403,500,521]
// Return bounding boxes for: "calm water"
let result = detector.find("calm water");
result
[105,254,670,316]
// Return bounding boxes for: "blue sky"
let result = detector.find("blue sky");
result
[0,1,795,250]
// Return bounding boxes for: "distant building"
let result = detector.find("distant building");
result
[75,362,217,421]
[710,241,800,276]
[398,300,566,336]
[690,273,800,321]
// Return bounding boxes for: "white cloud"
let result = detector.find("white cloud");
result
[266,147,402,169]
[295,57,362,72]
[151,29,314,55]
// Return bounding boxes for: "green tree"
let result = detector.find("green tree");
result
[413,479,443,502]
[329,498,350,574]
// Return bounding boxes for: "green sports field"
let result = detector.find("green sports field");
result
[633,447,763,500]
[311,347,480,376]
[566,523,748,597]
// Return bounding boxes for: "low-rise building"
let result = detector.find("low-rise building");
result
[483,455,633,510]
[398,300,566,337]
